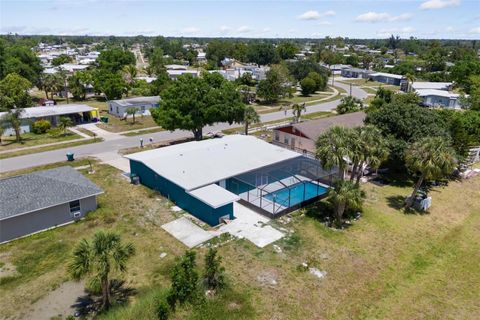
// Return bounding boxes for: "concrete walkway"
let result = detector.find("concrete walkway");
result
[76,123,123,141]
[68,127,91,139]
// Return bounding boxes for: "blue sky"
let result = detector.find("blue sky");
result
[1,0,479,39]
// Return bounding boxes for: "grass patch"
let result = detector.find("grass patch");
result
[0,137,103,160]
[121,127,165,137]
[97,116,159,133]
[0,132,81,152]
[1,158,479,319]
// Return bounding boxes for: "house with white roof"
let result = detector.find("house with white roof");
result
[0,104,98,135]
[126,135,335,224]
[108,96,160,117]
[416,89,463,109]
[368,72,405,86]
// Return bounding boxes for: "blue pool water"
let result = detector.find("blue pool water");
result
[263,182,328,207]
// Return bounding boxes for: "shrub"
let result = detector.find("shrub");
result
[203,248,225,291]
[156,299,170,320]
[31,119,51,134]
[47,127,63,137]
[300,77,317,96]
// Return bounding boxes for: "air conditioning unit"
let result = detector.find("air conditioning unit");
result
[73,212,81,218]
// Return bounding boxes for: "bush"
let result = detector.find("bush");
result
[156,299,170,320]
[300,77,317,96]
[31,119,51,134]
[47,127,63,137]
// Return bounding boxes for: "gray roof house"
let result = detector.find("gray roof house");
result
[0,166,103,243]
[416,89,463,109]
[108,96,160,117]
[340,67,373,79]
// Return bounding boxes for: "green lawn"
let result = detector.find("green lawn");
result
[0,132,81,152]
[0,137,103,160]
[1,161,479,319]
[97,115,159,133]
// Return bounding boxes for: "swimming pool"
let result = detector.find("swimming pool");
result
[263,181,328,207]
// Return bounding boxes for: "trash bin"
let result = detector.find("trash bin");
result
[100,116,109,123]
[66,152,75,161]
[130,174,140,185]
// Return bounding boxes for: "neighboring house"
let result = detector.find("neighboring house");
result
[165,64,188,70]
[0,166,103,243]
[340,67,372,79]
[368,72,405,86]
[166,69,200,80]
[272,112,367,156]
[197,52,207,62]
[135,76,157,84]
[411,82,453,92]
[416,89,463,109]
[108,96,160,117]
[126,135,335,222]
[321,64,351,75]
[0,104,98,135]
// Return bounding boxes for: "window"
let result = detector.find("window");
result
[274,131,280,141]
[69,200,81,214]
[284,135,289,145]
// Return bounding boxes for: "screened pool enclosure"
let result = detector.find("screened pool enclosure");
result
[225,157,337,217]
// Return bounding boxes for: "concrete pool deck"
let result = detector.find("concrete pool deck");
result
[161,202,284,248]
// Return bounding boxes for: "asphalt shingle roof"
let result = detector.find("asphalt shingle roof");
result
[0,166,103,220]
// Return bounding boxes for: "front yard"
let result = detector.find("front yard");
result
[0,160,479,319]
[0,131,81,152]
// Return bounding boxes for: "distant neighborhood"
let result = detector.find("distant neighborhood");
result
[0,29,479,320]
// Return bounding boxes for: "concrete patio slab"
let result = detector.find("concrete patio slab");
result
[219,202,284,248]
[162,217,216,248]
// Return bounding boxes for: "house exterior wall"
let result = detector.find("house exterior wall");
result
[129,160,234,226]
[272,129,316,155]
[370,75,402,86]
[0,196,97,243]
[422,95,460,109]
[108,102,160,117]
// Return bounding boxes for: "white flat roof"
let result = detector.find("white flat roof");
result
[412,82,452,91]
[416,89,460,98]
[187,184,240,208]
[0,104,94,119]
[370,72,404,79]
[125,135,302,191]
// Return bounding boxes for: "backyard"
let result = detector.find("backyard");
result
[0,159,479,319]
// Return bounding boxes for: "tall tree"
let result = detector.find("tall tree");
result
[328,180,363,227]
[316,126,354,180]
[0,73,33,111]
[69,231,135,310]
[0,108,24,142]
[151,73,245,140]
[291,103,306,122]
[242,105,260,135]
[404,137,457,209]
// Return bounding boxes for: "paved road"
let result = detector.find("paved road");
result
[0,81,366,173]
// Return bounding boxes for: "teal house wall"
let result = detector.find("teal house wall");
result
[129,160,233,226]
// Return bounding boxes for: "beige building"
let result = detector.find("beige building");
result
[272,112,366,156]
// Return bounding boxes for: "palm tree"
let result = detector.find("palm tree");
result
[351,125,389,185]
[58,116,73,135]
[291,103,306,122]
[328,180,363,227]
[125,107,139,124]
[57,68,70,103]
[336,96,364,114]
[316,126,354,180]
[242,105,260,135]
[405,136,457,209]
[69,231,135,310]
[405,73,416,92]
[0,109,24,142]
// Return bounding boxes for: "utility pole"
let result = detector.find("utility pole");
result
[349,83,352,96]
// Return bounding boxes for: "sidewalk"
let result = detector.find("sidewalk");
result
[76,123,123,141]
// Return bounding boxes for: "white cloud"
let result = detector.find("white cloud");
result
[445,26,455,32]
[470,27,480,34]
[237,25,252,33]
[180,27,200,34]
[298,10,336,20]
[355,12,413,23]
[318,21,332,26]
[377,27,415,37]
[420,0,461,10]
[219,25,230,32]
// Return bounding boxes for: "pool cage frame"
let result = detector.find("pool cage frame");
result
[227,157,338,218]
